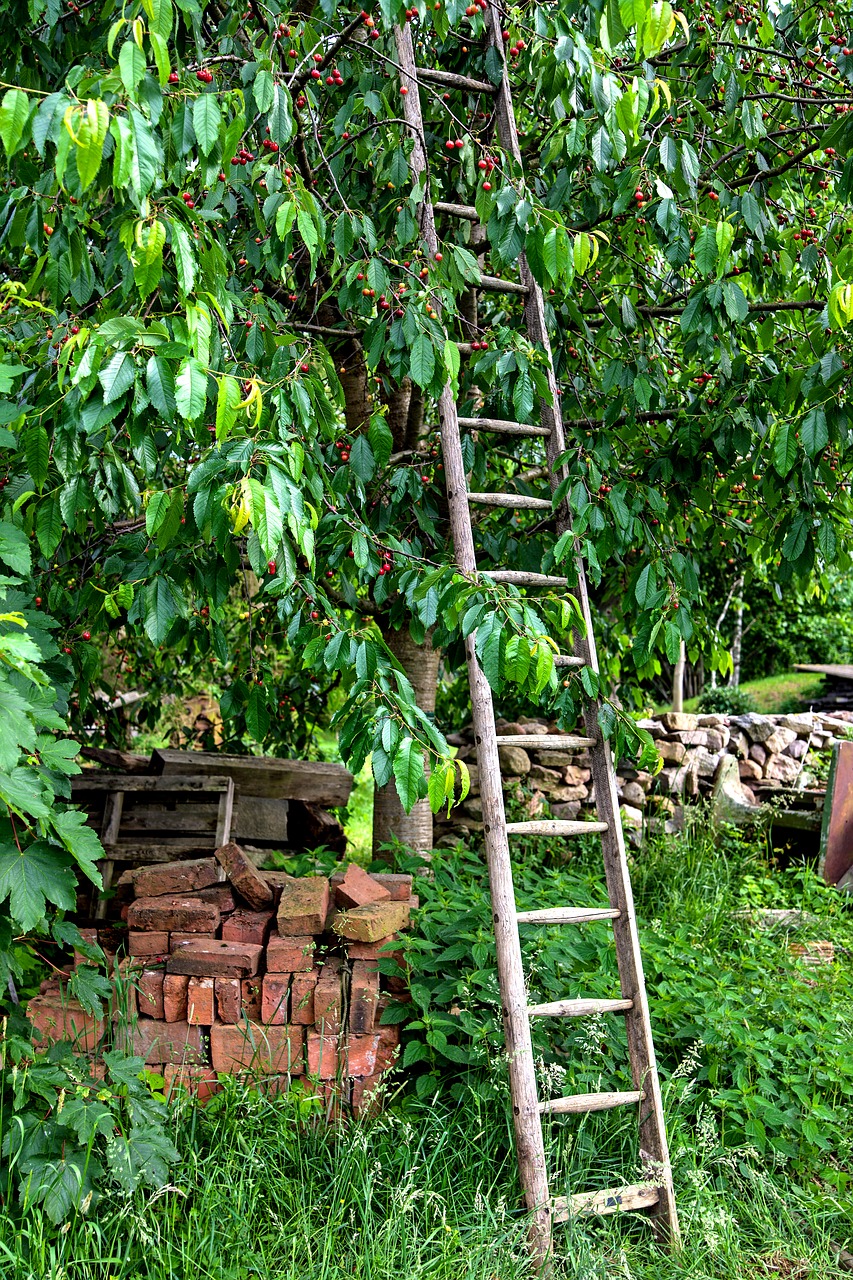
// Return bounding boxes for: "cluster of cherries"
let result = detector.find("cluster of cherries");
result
[377,551,394,576]
[469,339,490,350]
[180,191,196,209]
[360,10,381,38]
[334,439,352,463]
[502,32,526,57]
[195,67,214,84]
[261,137,281,153]
[231,146,257,166]
[464,0,488,13]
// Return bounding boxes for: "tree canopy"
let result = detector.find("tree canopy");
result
[0,0,851,965]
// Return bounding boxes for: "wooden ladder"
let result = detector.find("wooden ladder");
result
[393,13,680,1267]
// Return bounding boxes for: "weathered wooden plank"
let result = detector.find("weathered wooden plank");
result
[152,748,353,805]
[552,1184,660,1223]
[819,740,853,885]
[539,1089,643,1116]
[73,773,232,794]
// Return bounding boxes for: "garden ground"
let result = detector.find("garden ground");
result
[3,812,851,1280]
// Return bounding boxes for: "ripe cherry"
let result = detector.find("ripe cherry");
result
[168,71,179,84]
[301,362,310,373]
[268,560,276,573]
[310,610,319,620]
[35,597,42,605]
[434,251,443,261]
[82,630,91,640]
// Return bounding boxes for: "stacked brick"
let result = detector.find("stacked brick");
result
[29,845,414,1116]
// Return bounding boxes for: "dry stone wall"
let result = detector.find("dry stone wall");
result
[436,710,850,843]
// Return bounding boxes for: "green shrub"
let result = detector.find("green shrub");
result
[698,685,758,714]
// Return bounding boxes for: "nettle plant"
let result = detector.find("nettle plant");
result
[0,0,851,955]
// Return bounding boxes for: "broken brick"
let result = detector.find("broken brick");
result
[332,870,412,903]
[137,969,165,1019]
[351,1072,387,1118]
[349,961,379,1035]
[261,870,293,904]
[277,876,329,936]
[163,973,189,1022]
[343,1033,381,1078]
[27,995,103,1052]
[215,977,242,1024]
[307,1032,340,1079]
[129,930,170,958]
[266,933,315,973]
[132,858,223,899]
[331,900,409,944]
[290,969,318,1025]
[314,958,342,1032]
[167,939,263,979]
[187,977,215,1025]
[261,975,290,1025]
[127,896,220,934]
[242,978,263,1020]
[126,1018,205,1066]
[170,931,216,951]
[210,1022,303,1075]
[333,864,390,910]
[214,841,273,911]
[221,909,274,946]
[196,884,237,912]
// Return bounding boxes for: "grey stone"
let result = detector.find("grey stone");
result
[765,753,801,784]
[749,743,767,767]
[731,713,777,743]
[528,764,563,791]
[780,713,815,736]
[498,745,531,776]
[697,713,726,727]
[550,801,581,821]
[705,728,728,753]
[659,712,699,732]
[739,758,763,782]
[619,804,644,829]
[764,727,798,754]
[563,765,592,785]
[636,718,665,739]
[694,748,721,778]
[785,738,809,760]
[548,784,590,803]
[621,781,647,807]
[668,729,710,747]
[657,739,686,764]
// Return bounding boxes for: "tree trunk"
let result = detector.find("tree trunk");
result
[372,627,440,858]
[671,639,685,712]
[728,576,745,687]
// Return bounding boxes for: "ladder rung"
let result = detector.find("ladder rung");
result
[553,1184,660,1223]
[553,655,585,667]
[434,201,479,221]
[417,67,498,94]
[527,997,633,1018]
[467,492,552,510]
[506,820,608,837]
[458,416,550,438]
[516,907,620,924]
[496,734,595,749]
[539,1089,644,1116]
[479,274,528,295]
[488,571,568,587]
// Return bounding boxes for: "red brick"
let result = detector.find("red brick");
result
[331,900,409,943]
[215,841,273,910]
[266,934,314,973]
[261,870,292,904]
[210,1022,303,1074]
[307,1032,340,1079]
[277,876,329,935]
[375,1022,401,1074]
[126,1018,205,1065]
[129,930,170,958]
[261,975,290,1024]
[167,939,263,978]
[332,871,412,903]
[187,977,215,1025]
[137,969,165,1019]
[333,864,390,910]
[170,931,215,951]
[345,934,402,961]
[343,1033,380,1078]
[290,969,318,1024]
[351,1072,386,1118]
[215,977,242,1024]
[127,896,220,934]
[221,908,274,946]
[314,958,342,1032]
[242,978,262,1020]
[132,858,223,899]
[349,961,379,1034]
[163,1063,222,1104]
[27,995,103,1052]
[163,974,189,1022]
[196,884,237,912]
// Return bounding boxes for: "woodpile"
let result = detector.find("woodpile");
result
[437,710,851,843]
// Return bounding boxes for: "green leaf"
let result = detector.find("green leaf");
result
[0,520,31,574]
[216,374,241,440]
[368,414,393,468]
[0,89,30,155]
[246,685,270,741]
[51,808,104,884]
[800,407,828,459]
[693,226,716,275]
[268,84,293,146]
[253,69,274,115]
[24,424,49,491]
[170,220,196,297]
[659,134,678,174]
[36,497,63,558]
[145,491,171,536]
[722,279,748,323]
[393,737,425,813]
[193,94,222,155]
[349,434,375,483]
[119,41,146,95]
[175,357,207,420]
[410,333,435,389]
[143,575,183,643]
[0,839,76,932]
[634,563,658,608]
[772,422,797,477]
[146,355,176,421]
[75,100,109,191]
[99,351,135,404]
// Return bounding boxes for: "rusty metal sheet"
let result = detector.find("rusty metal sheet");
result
[819,740,853,885]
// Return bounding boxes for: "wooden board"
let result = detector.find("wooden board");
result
[819,741,853,885]
[152,748,353,806]
[794,663,853,681]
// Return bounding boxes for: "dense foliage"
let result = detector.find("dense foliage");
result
[1,0,852,950]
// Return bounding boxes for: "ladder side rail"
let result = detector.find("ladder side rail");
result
[394,23,552,1263]
[484,7,680,1240]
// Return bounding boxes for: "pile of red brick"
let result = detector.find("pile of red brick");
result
[27,845,414,1115]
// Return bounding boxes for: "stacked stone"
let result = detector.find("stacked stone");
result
[27,848,414,1116]
[437,709,848,842]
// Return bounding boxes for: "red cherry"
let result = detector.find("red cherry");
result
[35,597,42,605]
[268,560,276,573]
[310,610,319,620]
[168,71,179,84]
[434,251,443,261]
[301,362,310,373]
[482,181,491,191]
[478,159,488,170]
[445,140,456,151]
[82,631,91,640]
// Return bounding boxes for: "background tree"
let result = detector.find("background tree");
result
[1,0,852,971]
